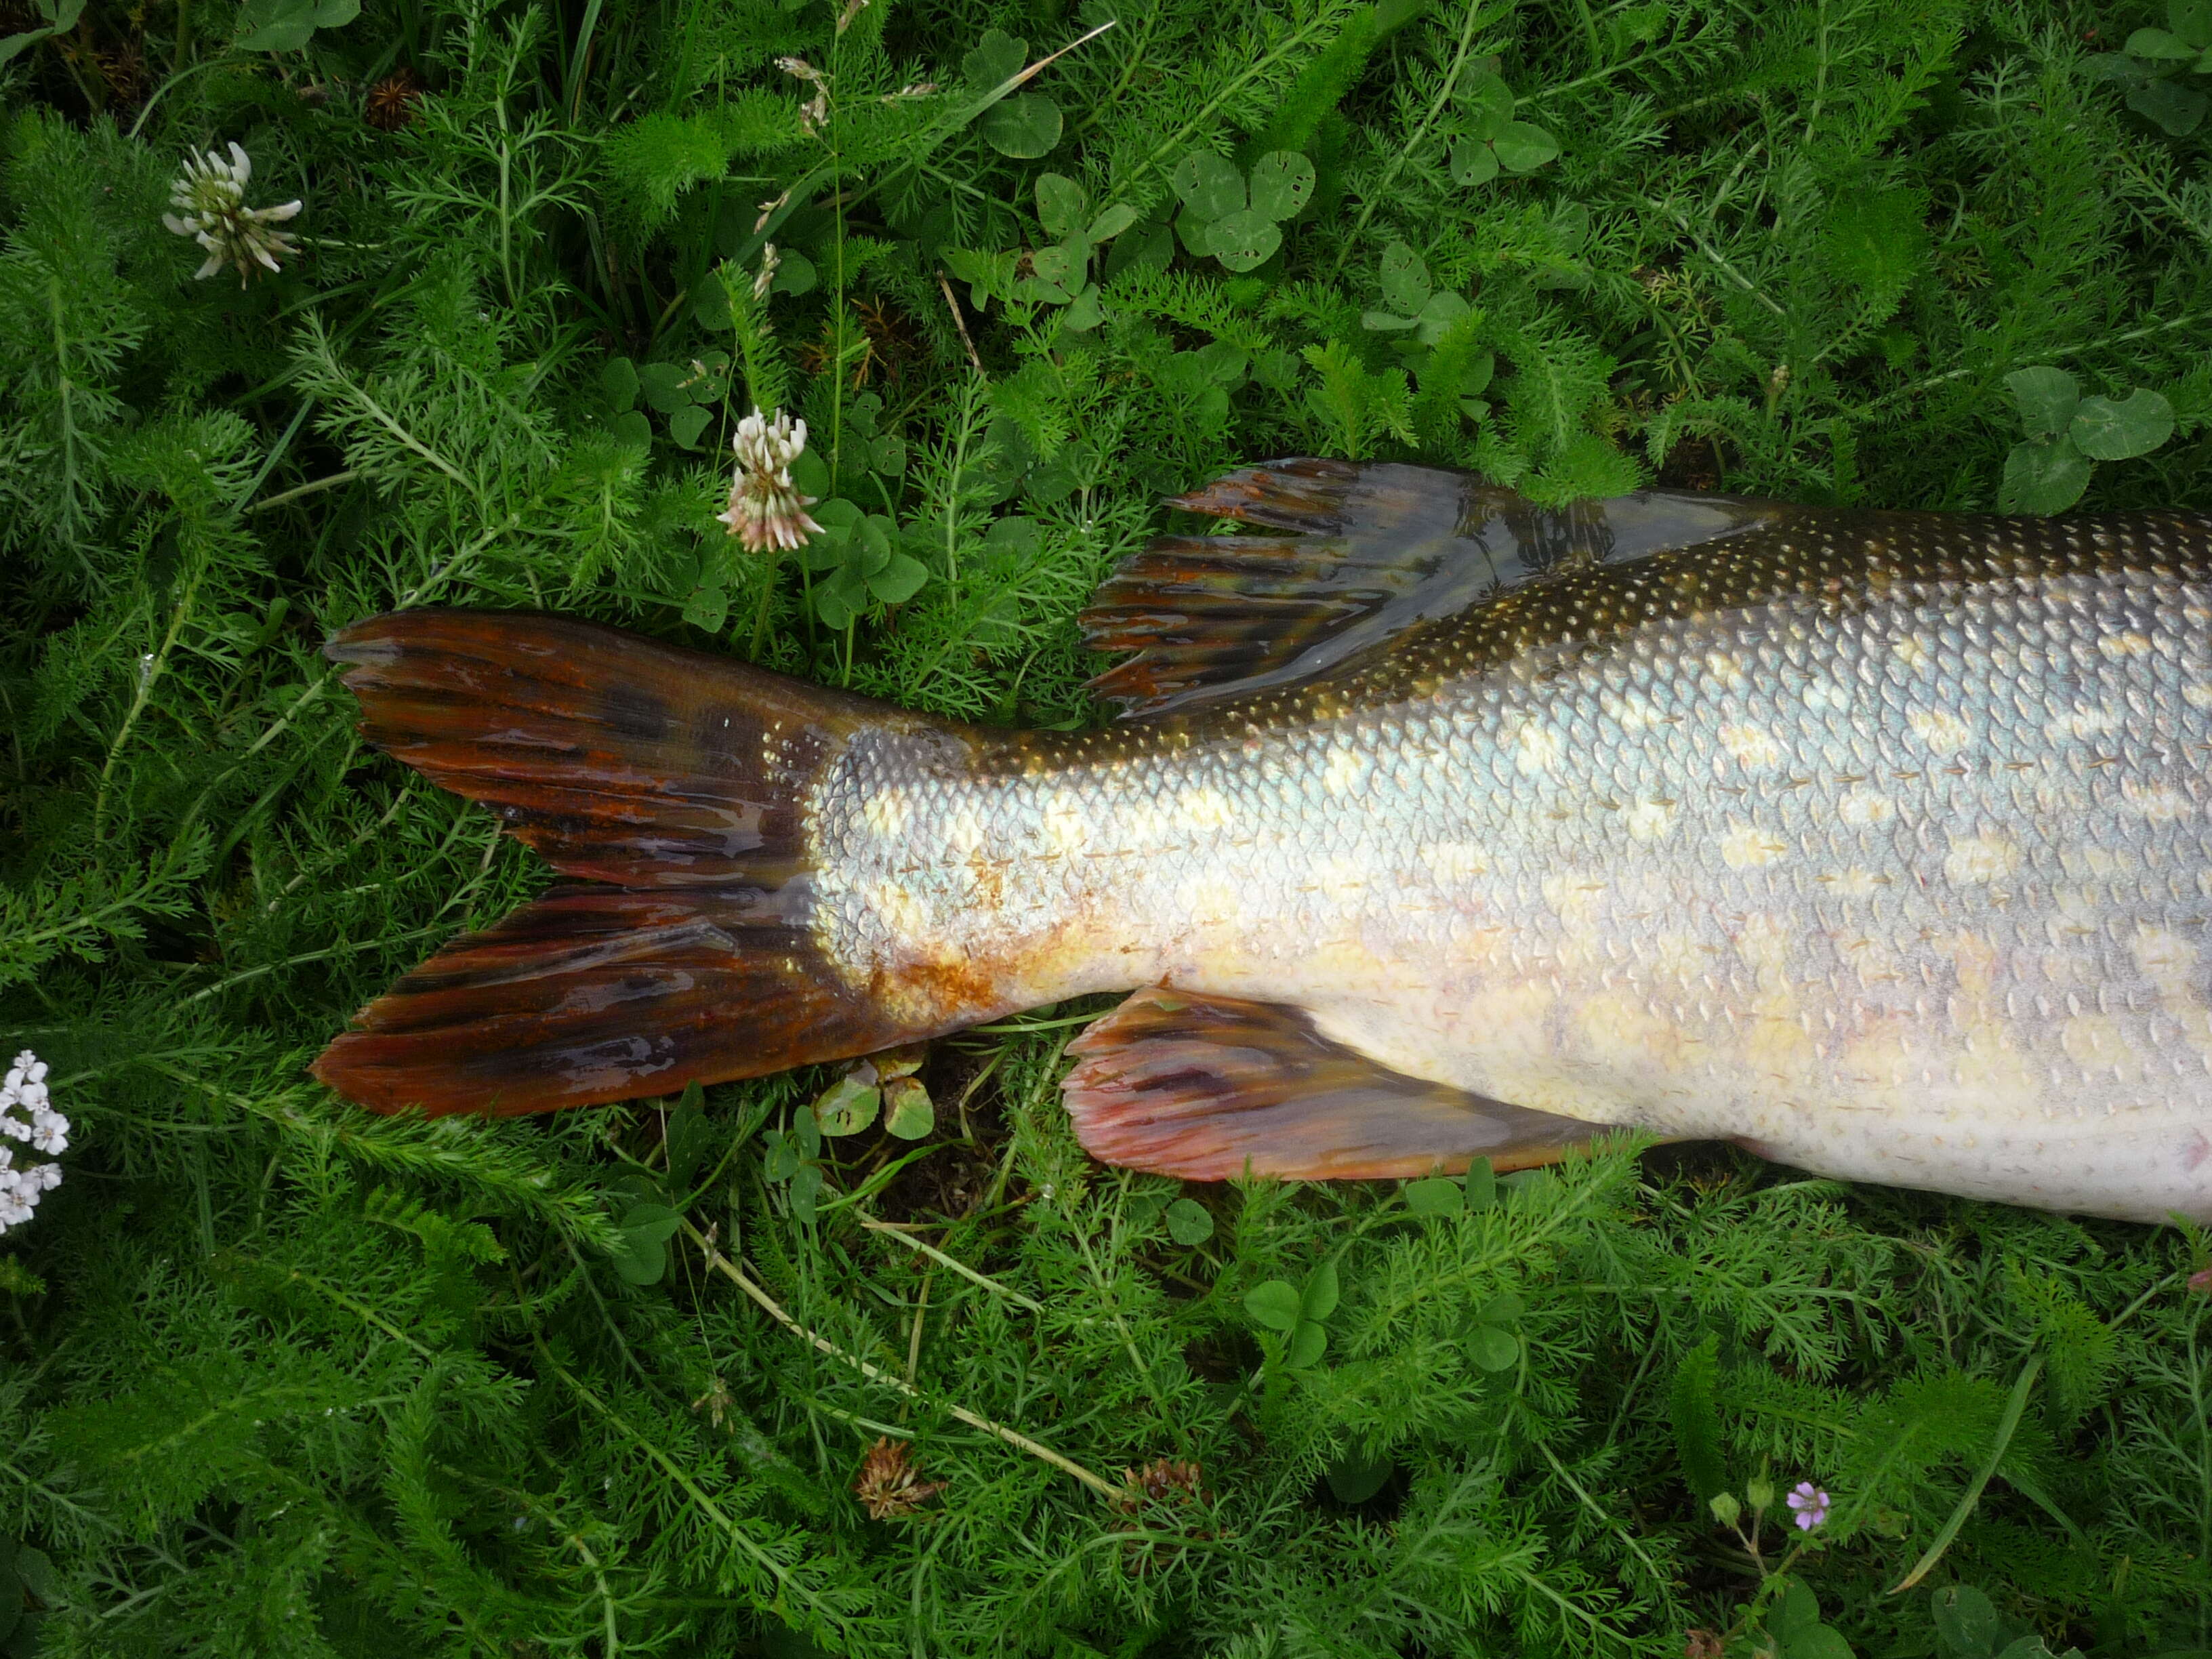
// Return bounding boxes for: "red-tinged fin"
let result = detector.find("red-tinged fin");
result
[1063,985,1611,1181]
[1084,457,1781,716]
[312,884,910,1116]
[325,608,945,888]
[315,608,960,1117]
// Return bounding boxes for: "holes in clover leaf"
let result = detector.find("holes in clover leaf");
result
[1171,148,1315,272]
[811,1049,935,1145]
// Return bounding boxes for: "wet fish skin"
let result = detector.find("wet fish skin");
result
[805,499,2212,1223]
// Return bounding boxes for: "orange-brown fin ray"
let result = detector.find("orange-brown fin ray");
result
[324,608,928,888]
[314,609,949,1117]
[1062,986,1610,1181]
[312,884,907,1117]
[1082,457,1782,717]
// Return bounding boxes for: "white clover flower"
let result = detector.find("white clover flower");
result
[718,407,822,554]
[163,142,302,286]
[0,1050,64,1237]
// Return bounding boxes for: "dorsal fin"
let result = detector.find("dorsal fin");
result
[1081,457,1782,717]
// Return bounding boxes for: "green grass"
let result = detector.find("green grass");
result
[5,0,2212,1652]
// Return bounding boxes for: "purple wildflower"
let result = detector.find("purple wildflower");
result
[1784,1481,1830,1531]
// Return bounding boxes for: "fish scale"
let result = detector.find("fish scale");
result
[314,460,2212,1223]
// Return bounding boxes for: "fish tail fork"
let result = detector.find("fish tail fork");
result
[311,609,930,1116]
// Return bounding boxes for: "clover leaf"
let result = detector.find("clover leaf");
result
[611,1201,682,1285]
[798,499,928,628]
[1359,240,1476,346]
[1462,1290,1523,1372]
[1171,149,1314,271]
[813,1071,880,1136]
[762,1106,825,1223]
[1997,367,2174,514]
[1448,69,1559,184]
[1769,1580,1858,1659]
[234,0,358,52]
[1164,1197,1214,1245]
[2086,0,2212,135]
[609,353,727,451]
[1246,1258,1340,1371]
[983,95,1063,158]
[882,1075,934,1140]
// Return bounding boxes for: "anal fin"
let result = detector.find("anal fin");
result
[1063,987,1610,1181]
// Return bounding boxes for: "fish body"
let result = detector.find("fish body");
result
[316,460,2212,1224]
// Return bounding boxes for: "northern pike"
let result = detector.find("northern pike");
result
[314,459,2212,1224]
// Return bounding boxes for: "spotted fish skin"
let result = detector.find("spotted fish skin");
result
[808,506,2212,1223]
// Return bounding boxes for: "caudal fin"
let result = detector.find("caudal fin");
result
[312,610,932,1117]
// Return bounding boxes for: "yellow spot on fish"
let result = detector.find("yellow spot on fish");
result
[1177,787,1235,832]
[1801,677,1852,712]
[1943,832,2018,885]
[1737,914,1795,993]
[1826,867,1883,897]
[1949,1023,2039,1097]
[1419,841,1490,884]
[1744,995,1815,1078]
[1838,787,1893,827]
[943,808,987,853]
[1647,931,1708,985]
[1704,651,1748,690]
[1321,745,1367,796]
[2184,683,2212,710]
[1719,821,1786,869]
[1601,688,1662,731]
[2123,779,2194,822]
[2083,844,2142,877]
[2048,706,2119,742]
[2061,1013,2144,1081]
[1626,800,1676,842]
[1719,723,1782,769]
[862,790,912,838]
[1038,790,1088,855]
[2133,925,2196,990]
[869,880,929,940]
[1908,709,1971,754]
[1542,872,1605,928]
[1515,720,1562,775]
[2099,630,2154,659]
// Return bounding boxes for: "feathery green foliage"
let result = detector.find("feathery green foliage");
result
[5,0,2212,1652]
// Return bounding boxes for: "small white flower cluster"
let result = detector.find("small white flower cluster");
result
[0,1051,65,1235]
[163,142,302,286]
[718,407,823,554]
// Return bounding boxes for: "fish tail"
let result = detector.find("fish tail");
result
[310,609,927,1117]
